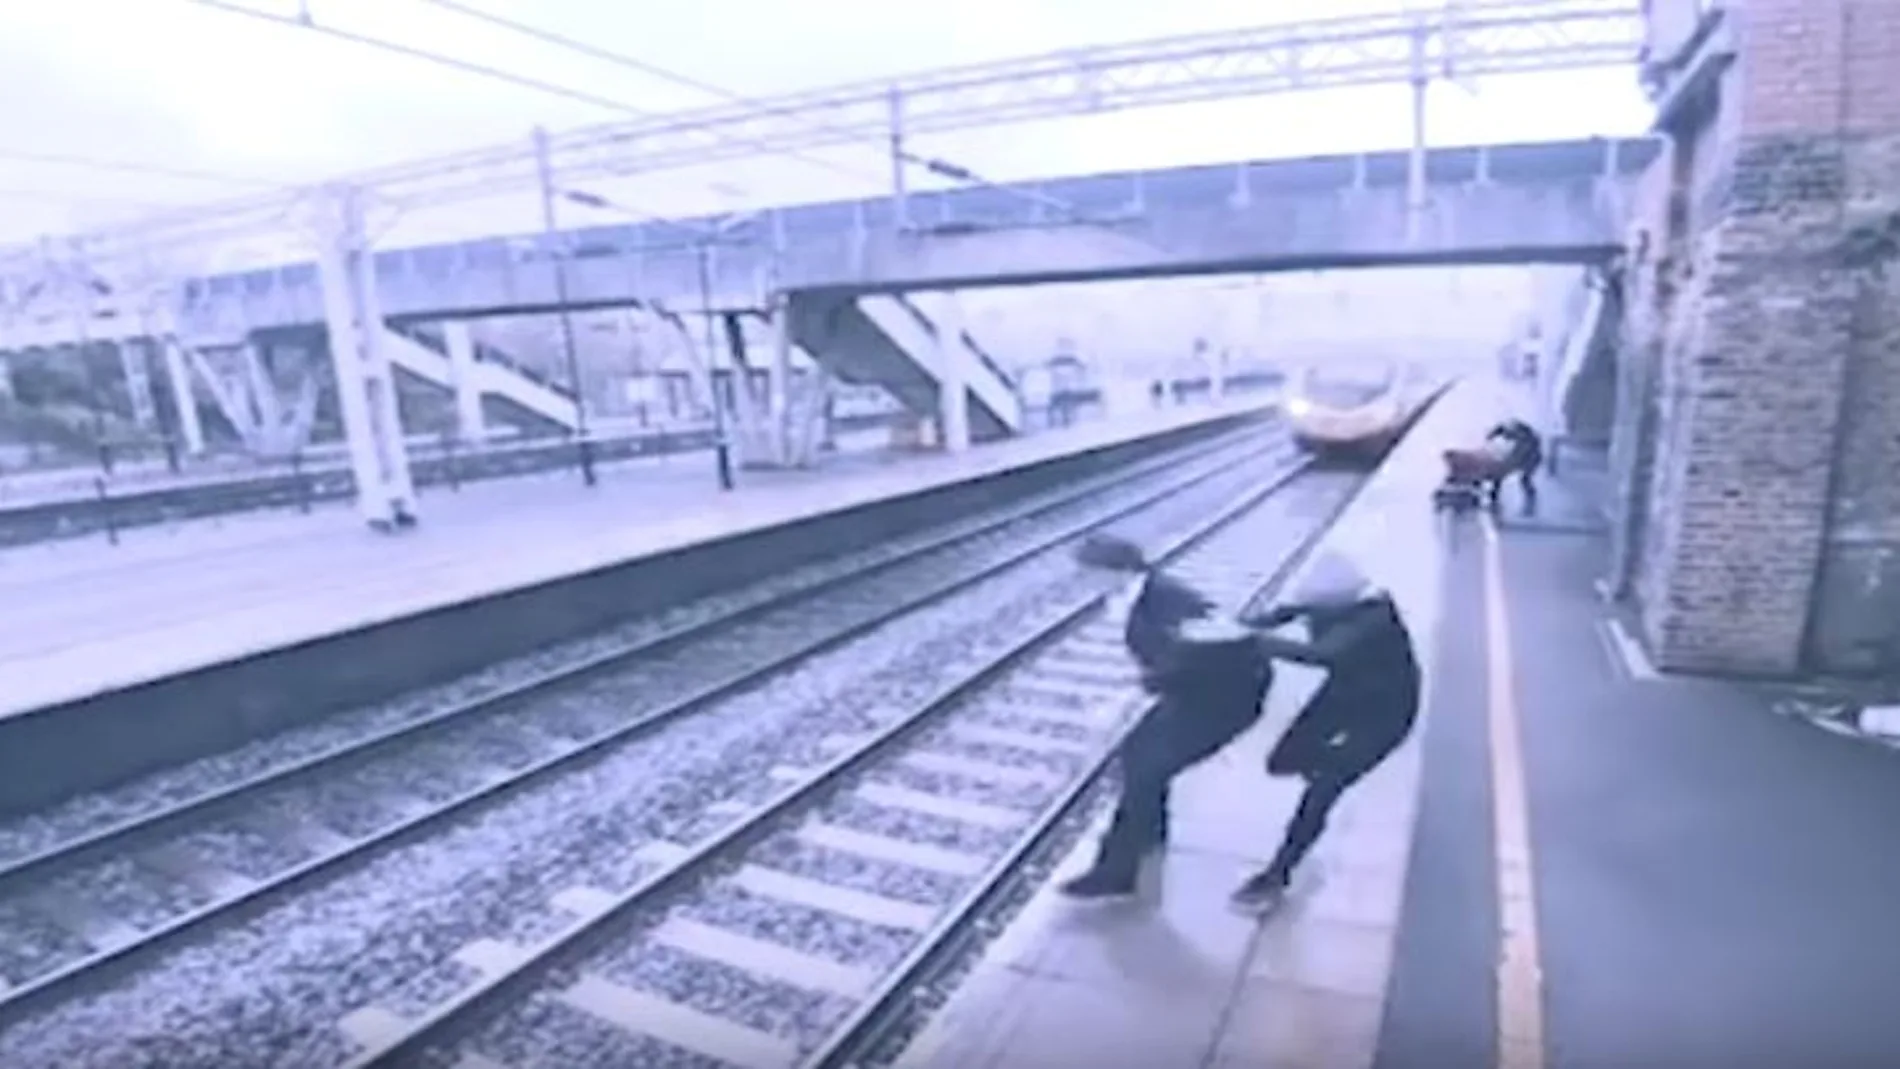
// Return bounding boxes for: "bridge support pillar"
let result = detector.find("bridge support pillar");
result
[442,322,488,444]
[314,184,417,532]
[769,301,794,466]
[933,292,971,455]
[156,339,205,455]
[720,311,774,472]
[1404,19,1429,248]
[242,343,284,445]
[119,341,158,430]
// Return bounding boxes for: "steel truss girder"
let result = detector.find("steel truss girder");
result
[546,0,1639,173]
[0,189,390,295]
[0,0,1639,268]
[396,0,1641,206]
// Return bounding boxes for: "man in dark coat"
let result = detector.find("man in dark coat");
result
[1232,549,1420,914]
[1483,418,1544,509]
[1060,533,1275,901]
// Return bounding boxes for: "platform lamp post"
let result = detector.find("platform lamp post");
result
[692,213,764,492]
[532,126,596,487]
[692,241,737,491]
[559,188,760,493]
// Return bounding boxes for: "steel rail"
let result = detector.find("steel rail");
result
[347,451,1320,1067]
[0,418,1281,1026]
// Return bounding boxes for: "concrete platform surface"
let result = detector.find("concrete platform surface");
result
[0,400,1265,722]
[894,382,1467,1069]
[0,425,890,587]
[1380,496,1900,1067]
[0,420,711,510]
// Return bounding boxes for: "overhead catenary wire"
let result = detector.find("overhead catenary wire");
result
[193,0,1082,223]
[18,0,1234,269]
[180,0,891,191]
[405,0,1076,213]
[19,0,1337,261]
[0,187,180,208]
[0,149,290,189]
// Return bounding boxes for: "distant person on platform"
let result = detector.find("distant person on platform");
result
[1229,549,1420,914]
[1484,418,1544,511]
[1059,533,1274,902]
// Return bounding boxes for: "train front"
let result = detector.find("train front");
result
[1284,357,1408,467]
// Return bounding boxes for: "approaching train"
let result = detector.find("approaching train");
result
[1284,355,1434,466]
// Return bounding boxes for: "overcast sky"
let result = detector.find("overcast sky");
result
[0,0,1650,257]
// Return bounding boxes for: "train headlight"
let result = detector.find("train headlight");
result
[1286,397,1311,417]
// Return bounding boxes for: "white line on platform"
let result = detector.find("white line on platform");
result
[1860,706,1900,738]
[1591,621,1629,681]
[1597,617,1660,682]
[1482,517,1547,1069]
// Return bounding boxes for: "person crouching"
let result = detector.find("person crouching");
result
[1060,533,1275,901]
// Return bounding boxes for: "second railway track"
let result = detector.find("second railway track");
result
[0,420,1298,1061]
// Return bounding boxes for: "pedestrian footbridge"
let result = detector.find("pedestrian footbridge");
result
[0,136,1654,449]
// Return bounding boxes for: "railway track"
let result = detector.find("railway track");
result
[321,465,1364,1069]
[0,420,1291,1052]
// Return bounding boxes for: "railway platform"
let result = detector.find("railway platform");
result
[0,398,1268,723]
[898,381,1900,1068]
[0,421,713,513]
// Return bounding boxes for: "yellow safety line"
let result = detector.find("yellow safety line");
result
[1482,516,1547,1069]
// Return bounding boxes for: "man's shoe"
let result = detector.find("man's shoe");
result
[1058,865,1139,901]
[1229,869,1290,916]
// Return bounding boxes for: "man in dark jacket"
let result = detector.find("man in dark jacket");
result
[1232,549,1420,914]
[1483,418,1544,509]
[1060,533,1275,901]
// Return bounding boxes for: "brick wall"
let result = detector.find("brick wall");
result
[1603,146,1671,604]
[1808,133,1900,672]
[1622,0,1900,675]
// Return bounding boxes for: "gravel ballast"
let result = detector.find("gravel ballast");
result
[0,435,1289,1066]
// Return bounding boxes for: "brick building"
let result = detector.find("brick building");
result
[1607,0,1900,677]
